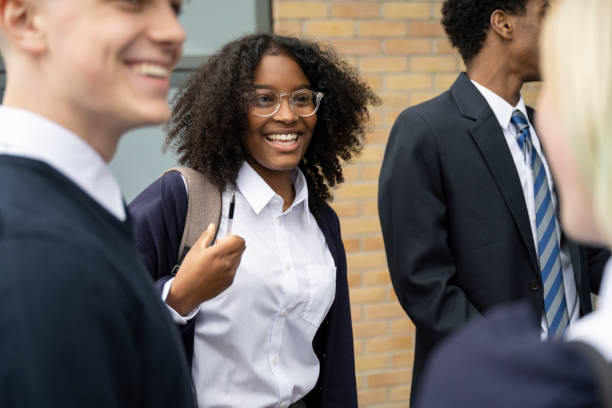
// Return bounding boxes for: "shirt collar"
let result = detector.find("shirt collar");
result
[235,162,311,223]
[471,79,530,132]
[0,106,126,220]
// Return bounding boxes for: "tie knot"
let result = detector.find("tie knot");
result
[511,110,531,149]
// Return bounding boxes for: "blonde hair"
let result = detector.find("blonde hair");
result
[541,0,612,243]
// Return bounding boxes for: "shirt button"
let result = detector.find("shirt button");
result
[271,355,277,364]
[284,264,291,272]
[280,309,287,317]
[280,403,288,408]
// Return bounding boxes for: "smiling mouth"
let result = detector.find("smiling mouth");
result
[129,62,171,79]
[265,132,299,145]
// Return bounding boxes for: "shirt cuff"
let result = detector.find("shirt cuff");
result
[161,278,199,324]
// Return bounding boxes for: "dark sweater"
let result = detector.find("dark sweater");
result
[129,171,358,408]
[0,156,196,408]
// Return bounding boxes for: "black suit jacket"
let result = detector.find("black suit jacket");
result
[378,73,609,404]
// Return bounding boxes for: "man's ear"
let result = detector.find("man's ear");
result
[0,0,46,55]
[490,9,514,41]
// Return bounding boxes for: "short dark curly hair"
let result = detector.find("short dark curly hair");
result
[441,0,529,64]
[166,33,380,213]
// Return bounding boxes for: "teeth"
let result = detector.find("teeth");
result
[266,133,298,142]
[132,63,170,79]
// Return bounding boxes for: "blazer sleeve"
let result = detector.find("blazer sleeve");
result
[580,244,610,295]
[378,109,480,336]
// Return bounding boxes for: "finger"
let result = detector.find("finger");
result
[197,223,216,248]
[216,236,246,252]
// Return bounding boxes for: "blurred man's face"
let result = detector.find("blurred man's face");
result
[508,0,549,82]
[39,0,185,133]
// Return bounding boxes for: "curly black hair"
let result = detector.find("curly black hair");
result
[441,0,529,64]
[166,33,380,213]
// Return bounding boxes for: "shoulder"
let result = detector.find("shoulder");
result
[129,171,187,217]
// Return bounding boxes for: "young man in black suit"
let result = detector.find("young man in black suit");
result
[378,0,609,403]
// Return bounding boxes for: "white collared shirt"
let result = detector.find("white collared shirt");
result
[566,258,612,362]
[162,162,336,408]
[471,80,579,338]
[0,106,126,221]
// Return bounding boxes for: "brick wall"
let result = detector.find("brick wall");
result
[272,2,539,406]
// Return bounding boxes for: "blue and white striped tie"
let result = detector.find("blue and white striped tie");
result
[511,110,569,339]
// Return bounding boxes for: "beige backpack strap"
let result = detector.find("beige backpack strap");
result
[163,167,222,262]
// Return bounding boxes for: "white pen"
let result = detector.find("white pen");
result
[226,192,235,236]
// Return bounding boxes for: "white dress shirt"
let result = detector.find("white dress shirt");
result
[471,80,579,338]
[162,162,336,408]
[566,258,612,362]
[0,106,126,221]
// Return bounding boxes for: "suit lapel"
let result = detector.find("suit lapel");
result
[451,73,540,274]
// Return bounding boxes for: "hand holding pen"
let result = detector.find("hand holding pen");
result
[166,192,245,315]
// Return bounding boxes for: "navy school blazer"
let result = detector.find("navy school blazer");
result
[129,171,358,408]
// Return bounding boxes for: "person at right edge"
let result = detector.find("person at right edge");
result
[378,0,609,404]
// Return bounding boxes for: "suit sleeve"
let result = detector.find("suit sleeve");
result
[580,244,610,295]
[378,109,480,336]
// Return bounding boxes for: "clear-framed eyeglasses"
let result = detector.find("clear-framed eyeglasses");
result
[250,89,324,118]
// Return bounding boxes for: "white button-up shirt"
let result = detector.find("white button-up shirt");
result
[163,162,336,408]
[471,80,579,338]
[0,106,125,221]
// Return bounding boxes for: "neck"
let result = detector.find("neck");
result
[3,84,122,163]
[467,52,524,106]
[246,158,296,211]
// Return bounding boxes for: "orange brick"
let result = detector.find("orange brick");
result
[364,236,385,251]
[368,110,383,127]
[362,74,383,90]
[433,2,443,19]
[385,73,432,90]
[350,286,387,303]
[356,355,388,371]
[360,21,407,37]
[274,20,303,37]
[410,56,457,72]
[366,301,405,319]
[347,251,387,270]
[434,73,458,90]
[353,321,387,337]
[365,128,389,144]
[332,39,381,56]
[361,164,381,181]
[383,3,431,19]
[275,2,328,19]
[362,200,379,216]
[351,305,364,322]
[385,110,403,126]
[390,318,416,335]
[367,336,414,353]
[335,183,377,200]
[360,57,407,73]
[368,369,411,387]
[354,339,364,355]
[410,91,440,106]
[343,238,360,252]
[364,269,391,285]
[435,38,456,54]
[409,21,446,37]
[331,201,360,217]
[341,218,380,235]
[332,3,380,19]
[354,145,384,163]
[380,92,410,107]
[305,20,355,37]
[385,38,432,54]
[342,164,360,182]
[358,388,387,405]
[356,374,365,388]
[390,385,412,402]
[347,271,363,287]
[392,352,415,368]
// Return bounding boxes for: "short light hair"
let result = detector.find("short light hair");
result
[541,0,612,242]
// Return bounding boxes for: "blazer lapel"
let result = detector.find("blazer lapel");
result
[451,73,540,274]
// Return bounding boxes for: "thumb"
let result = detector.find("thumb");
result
[198,223,216,248]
